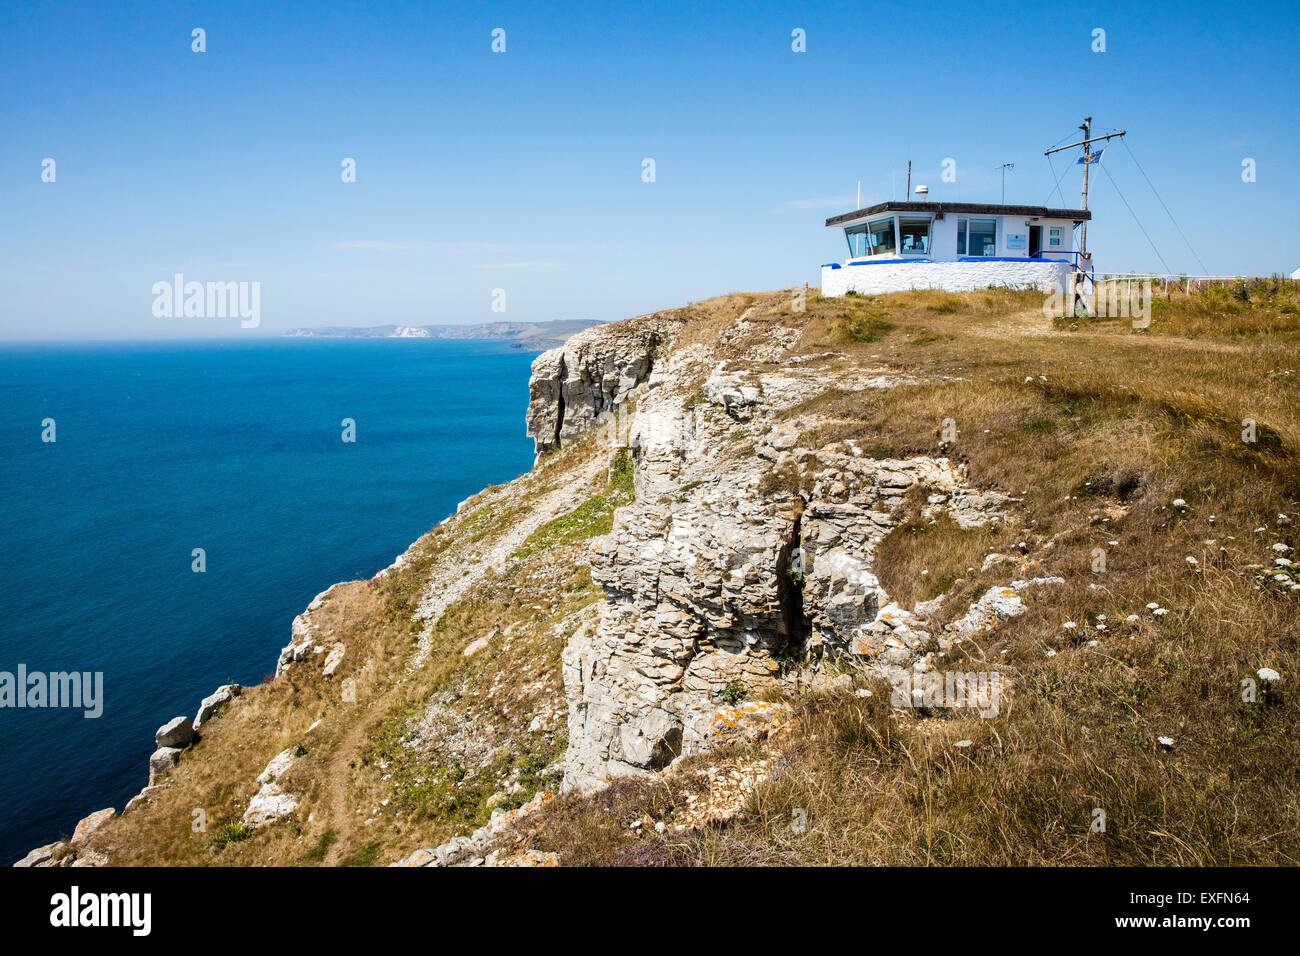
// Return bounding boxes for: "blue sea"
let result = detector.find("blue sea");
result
[0,338,538,863]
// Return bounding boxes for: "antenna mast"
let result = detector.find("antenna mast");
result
[997,162,1014,203]
[1044,116,1126,262]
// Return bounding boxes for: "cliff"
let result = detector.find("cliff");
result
[21,284,1300,867]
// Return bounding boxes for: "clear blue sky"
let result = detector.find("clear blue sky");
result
[2,0,1297,338]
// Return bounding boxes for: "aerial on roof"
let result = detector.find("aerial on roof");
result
[826,201,1091,227]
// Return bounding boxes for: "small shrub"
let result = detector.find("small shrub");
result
[839,311,895,343]
[209,821,254,850]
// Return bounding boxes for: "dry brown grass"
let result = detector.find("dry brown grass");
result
[87,282,1300,866]
[489,282,1300,866]
[91,435,617,866]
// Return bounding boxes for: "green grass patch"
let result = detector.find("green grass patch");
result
[516,450,635,558]
[838,310,895,343]
[209,821,254,851]
[340,840,382,867]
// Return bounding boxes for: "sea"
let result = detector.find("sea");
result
[0,338,538,863]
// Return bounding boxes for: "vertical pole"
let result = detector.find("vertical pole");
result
[1079,117,1091,259]
[1073,118,1092,317]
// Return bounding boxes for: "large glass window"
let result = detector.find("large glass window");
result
[898,218,931,254]
[845,224,870,258]
[866,217,895,255]
[957,218,997,256]
[844,217,897,257]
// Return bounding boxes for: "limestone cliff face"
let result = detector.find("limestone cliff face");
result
[525,316,681,457]
[532,301,1013,790]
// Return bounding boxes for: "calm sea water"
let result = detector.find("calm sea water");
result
[0,338,537,863]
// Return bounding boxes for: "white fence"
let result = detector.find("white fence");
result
[1093,272,1297,294]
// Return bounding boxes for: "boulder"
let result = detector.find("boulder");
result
[155,715,195,749]
[124,785,167,814]
[13,842,62,868]
[69,849,108,867]
[322,643,346,677]
[148,746,182,784]
[242,785,299,826]
[71,807,115,846]
[194,684,240,729]
[256,748,297,785]
[242,748,301,827]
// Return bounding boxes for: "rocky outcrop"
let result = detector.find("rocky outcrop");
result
[391,790,555,867]
[277,585,343,676]
[525,316,682,457]
[72,807,115,843]
[195,684,240,729]
[13,842,61,868]
[14,674,246,865]
[533,315,1016,790]
[243,748,300,826]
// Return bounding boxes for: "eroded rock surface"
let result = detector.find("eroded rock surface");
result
[525,316,683,457]
[545,314,1016,790]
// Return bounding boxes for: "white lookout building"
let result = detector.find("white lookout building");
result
[821,201,1091,296]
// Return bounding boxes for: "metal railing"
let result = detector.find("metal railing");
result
[1092,272,1297,294]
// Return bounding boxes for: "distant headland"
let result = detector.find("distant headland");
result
[284,319,598,350]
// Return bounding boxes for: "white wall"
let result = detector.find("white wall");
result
[821,259,1073,296]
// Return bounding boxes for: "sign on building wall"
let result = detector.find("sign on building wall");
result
[1006,233,1027,250]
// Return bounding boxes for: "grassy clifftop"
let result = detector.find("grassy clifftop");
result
[73,280,1300,866]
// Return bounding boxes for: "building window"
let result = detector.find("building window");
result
[845,217,896,257]
[1049,227,1062,248]
[957,218,997,256]
[865,217,895,255]
[845,224,869,258]
[898,218,930,255]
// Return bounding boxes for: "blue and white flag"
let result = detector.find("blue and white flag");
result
[1077,148,1105,165]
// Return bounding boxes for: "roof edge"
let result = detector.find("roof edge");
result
[826,201,1091,226]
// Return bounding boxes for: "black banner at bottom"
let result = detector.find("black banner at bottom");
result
[0,865,1275,942]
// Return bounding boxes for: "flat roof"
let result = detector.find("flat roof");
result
[826,201,1091,227]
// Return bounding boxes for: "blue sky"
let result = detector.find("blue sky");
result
[2,0,1297,338]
